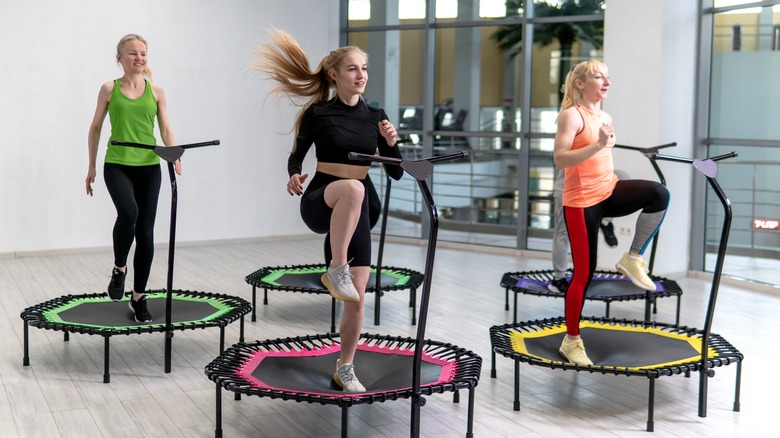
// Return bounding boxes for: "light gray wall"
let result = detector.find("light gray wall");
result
[0,0,338,255]
[603,0,698,277]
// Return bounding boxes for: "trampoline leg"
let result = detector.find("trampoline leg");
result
[219,327,225,353]
[215,383,222,438]
[490,350,496,379]
[103,336,110,384]
[373,288,381,327]
[643,295,651,321]
[263,287,269,306]
[675,294,681,325]
[466,386,475,438]
[453,389,460,404]
[22,322,29,366]
[733,361,742,412]
[647,378,655,432]
[341,405,348,438]
[239,315,245,343]
[504,286,509,311]
[606,302,611,319]
[411,287,417,326]
[513,360,520,411]
[251,286,257,322]
[64,332,70,342]
[512,291,518,324]
[331,298,337,334]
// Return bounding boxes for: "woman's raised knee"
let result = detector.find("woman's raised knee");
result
[325,179,365,206]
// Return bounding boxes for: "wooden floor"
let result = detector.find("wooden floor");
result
[1,236,776,437]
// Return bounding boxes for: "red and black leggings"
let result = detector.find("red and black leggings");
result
[563,179,669,336]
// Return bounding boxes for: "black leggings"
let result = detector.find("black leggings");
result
[301,172,371,267]
[104,163,161,293]
[563,179,669,336]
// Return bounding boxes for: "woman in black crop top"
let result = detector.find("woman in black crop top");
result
[255,29,402,393]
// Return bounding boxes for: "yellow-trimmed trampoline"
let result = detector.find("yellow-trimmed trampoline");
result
[490,150,744,432]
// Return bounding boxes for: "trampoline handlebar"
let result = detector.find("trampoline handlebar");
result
[111,139,220,149]
[654,151,737,164]
[348,151,469,165]
[614,142,677,152]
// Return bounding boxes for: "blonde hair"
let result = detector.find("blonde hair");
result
[116,34,153,81]
[252,28,368,149]
[559,60,608,112]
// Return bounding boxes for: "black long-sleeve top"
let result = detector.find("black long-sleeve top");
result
[287,97,403,180]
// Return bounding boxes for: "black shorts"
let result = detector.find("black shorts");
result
[300,172,371,267]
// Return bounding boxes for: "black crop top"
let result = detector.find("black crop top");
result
[287,97,403,180]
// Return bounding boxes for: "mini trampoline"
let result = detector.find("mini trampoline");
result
[500,269,682,324]
[490,150,743,431]
[245,174,424,331]
[205,333,481,437]
[502,144,683,324]
[208,152,481,438]
[21,290,251,383]
[20,140,251,382]
[245,263,424,332]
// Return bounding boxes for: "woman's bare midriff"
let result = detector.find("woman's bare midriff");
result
[317,162,369,180]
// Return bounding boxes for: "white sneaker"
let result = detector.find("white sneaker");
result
[559,337,593,366]
[321,263,361,302]
[333,359,366,392]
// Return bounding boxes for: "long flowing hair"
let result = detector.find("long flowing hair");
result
[252,28,368,150]
[116,34,153,81]
[559,60,608,113]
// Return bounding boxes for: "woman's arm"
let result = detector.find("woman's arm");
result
[153,83,180,174]
[85,82,113,196]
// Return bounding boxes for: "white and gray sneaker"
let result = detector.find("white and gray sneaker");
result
[321,263,361,302]
[333,359,366,392]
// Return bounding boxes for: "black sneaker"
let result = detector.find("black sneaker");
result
[129,296,152,323]
[600,221,619,247]
[548,277,569,294]
[107,268,126,301]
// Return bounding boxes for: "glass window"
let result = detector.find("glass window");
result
[710,6,780,140]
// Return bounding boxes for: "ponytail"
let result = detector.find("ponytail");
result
[253,28,368,150]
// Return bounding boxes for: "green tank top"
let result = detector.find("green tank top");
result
[105,79,160,166]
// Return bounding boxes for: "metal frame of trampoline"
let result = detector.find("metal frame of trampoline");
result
[502,143,683,324]
[207,151,482,438]
[490,149,743,431]
[245,174,424,331]
[20,140,251,382]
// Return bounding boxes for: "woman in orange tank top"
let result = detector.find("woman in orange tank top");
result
[553,61,669,366]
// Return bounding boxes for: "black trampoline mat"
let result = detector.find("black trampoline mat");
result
[269,271,406,290]
[54,296,223,328]
[519,326,703,368]
[517,276,666,298]
[247,349,446,394]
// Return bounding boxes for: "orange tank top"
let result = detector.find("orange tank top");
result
[562,105,617,207]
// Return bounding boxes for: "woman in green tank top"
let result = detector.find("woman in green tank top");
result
[85,34,182,323]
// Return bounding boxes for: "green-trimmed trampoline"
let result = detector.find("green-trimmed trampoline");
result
[21,289,251,383]
[490,150,744,431]
[245,263,424,332]
[500,269,683,324]
[20,141,252,383]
